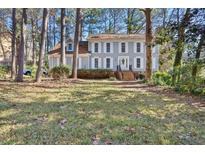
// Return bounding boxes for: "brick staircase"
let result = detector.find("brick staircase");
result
[121,71,135,81]
[115,71,135,81]
[115,65,135,81]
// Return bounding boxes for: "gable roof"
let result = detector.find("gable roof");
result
[88,33,145,41]
[48,41,89,55]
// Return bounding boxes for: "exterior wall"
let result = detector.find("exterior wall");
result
[48,39,159,72]
[48,54,90,69]
[89,40,159,72]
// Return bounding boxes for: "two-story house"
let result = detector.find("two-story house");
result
[48,34,159,73]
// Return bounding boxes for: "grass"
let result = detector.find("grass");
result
[0,80,205,144]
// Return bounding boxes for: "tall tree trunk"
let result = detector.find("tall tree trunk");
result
[80,18,83,41]
[72,8,82,79]
[192,33,205,81]
[11,8,16,79]
[127,8,132,34]
[31,18,36,66]
[141,8,153,81]
[16,8,27,82]
[60,8,66,65]
[172,8,191,85]
[53,14,56,46]
[35,8,49,83]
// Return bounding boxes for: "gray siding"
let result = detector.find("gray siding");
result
[81,57,89,69]
[89,41,159,72]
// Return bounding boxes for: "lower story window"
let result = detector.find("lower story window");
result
[94,58,99,68]
[136,58,141,68]
[106,58,111,68]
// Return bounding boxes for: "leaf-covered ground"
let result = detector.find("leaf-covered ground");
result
[0,80,205,144]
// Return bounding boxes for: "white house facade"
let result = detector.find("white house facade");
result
[48,34,159,72]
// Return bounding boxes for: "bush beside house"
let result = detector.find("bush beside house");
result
[49,65,70,80]
[77,69,114,79]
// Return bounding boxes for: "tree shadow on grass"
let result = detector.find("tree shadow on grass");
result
[1,84,205,144]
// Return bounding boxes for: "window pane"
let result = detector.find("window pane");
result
[137,43,141,52]
[136,58,141,68]
[94,43,98,52]
[121,43,125,52]
[94,58,98,68]
[68,44,72,51]
[106,43,110,52]
[106,58,110,68]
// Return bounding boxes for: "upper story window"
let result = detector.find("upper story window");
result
[68,43,73,51]
[106,43,110,53]
[137,42,141,52]
[121,42,126,53]
[94,43,99,53]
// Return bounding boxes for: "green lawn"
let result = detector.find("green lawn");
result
[0,80,205,144]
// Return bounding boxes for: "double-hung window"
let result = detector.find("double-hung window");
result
[136,58,141,68]
[94,58,99,68]
[106,43,110,53]
[94,43,98,53]
[137,42,141,52]
[106,58,111,68]
[68,43,72,51]
[121,42,126,53]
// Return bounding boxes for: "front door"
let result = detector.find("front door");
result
[118,56,129,70]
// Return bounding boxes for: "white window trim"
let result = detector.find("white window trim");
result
[134,56,144,69]
[67,43,73,51]
[134,42,144,53]
[103,57,113,69]
[91,57,101,69]
[92,42,101,53]
[103,42,113,53]
[118,42,128,53]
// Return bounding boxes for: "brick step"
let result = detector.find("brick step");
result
[115,71,135,81]
[121,71,135,81]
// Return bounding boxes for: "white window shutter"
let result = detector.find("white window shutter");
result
[99,58,102,68]
[98,42,101,53]
[91,43,94,53]
[110,42,113,53]
[103,58,106,68]
[126,42,128,53]
[110,57,113,69]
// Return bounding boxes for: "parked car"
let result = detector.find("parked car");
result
[23,69,32,76]
[23,68,48,76]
